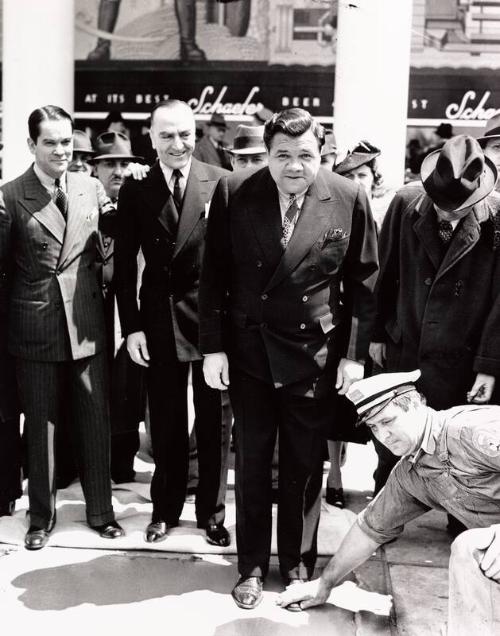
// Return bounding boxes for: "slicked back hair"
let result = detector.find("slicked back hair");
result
[150,99,194,127]
[263,108,325,152]
[28,105,73,142]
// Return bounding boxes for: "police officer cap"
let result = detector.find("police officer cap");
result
[346,370,421,416]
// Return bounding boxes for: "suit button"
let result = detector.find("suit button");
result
[302,295,308,302]
[103,241,110,248]
[41,242,48,250]
[299,323,306,330]
[256,261,263,268]
[154,237,160,244]
[261,322,267,329]
[261,293,268,300]
[56,270,61,276]
[102,283,107,289]
[424,277,432,286]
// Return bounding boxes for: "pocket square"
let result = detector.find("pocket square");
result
[323,228,348,242]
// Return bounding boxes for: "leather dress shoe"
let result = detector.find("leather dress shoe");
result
[91,520,125,539]
[0,500,15,517]
[198,522,230,547]
[25,526,51,551]
[145,520,178,543]
[283,578,309,612]
[326,486,345,509]
[180,42,206,63]
[231,576,263,609]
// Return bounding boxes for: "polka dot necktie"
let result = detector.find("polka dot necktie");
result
[54,178,67,218]
[281,195,299,249]
[438,220,454,244]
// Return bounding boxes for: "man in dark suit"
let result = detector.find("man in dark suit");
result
[115,99,231,547]
[0,105,124,549]
[200,108,379,609]
[193,113,233,171]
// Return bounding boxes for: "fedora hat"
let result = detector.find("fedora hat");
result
[435,122,453,139]
[477,113,500,147]
[208,113,228,129]
[73,130,95,155]
[335,140,380,176]
[90,131,142,163]
[421,134,497,212]
[230,125,266,155]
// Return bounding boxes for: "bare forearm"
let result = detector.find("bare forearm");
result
[320,522,380,594]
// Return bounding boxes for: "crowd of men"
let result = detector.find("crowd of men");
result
[0,99,499,633]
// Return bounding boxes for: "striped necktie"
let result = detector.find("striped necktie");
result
[281,194,299,249]
[54,178,67,218]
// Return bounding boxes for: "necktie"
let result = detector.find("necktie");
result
[438,220,454,244]
[172,169,183,210]
[281,195,299,249]
[54,178,67,218]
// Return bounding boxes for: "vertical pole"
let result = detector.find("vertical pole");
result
[3,0,75,180]
[333,0,413,189]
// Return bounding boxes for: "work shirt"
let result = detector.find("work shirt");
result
[358,405,500,544]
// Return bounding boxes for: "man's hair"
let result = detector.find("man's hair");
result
[150,99,193,126]
[263,108,325,151]
[28,105,73,142]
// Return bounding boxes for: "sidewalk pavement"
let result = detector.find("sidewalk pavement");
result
[0,443,452,636]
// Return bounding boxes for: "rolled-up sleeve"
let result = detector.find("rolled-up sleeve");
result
[357,463,431,544]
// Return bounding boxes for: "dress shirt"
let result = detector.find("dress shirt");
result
[33,163,67,197]
[159,159,191,200]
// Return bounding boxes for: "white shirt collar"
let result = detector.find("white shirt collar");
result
[276,187,308,220]
[33,163,67,193]
[434,205,460,230]
[159,159,191,189]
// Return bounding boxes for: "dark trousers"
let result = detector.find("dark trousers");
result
[229,368,327,581]
[16,353,115,529]
[0,415,22,505]
[147,358,229,526]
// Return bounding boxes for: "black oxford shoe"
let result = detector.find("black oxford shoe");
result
[145,520,178,543]
[231,576,263,610]
[25,526,51,551]
[91,520,125,539]
[198,522,230,547]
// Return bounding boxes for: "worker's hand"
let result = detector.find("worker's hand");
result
[336,358,364,395]
[127,331,150,367]
[276,578,330,611]
[478,524,500,582]
[467,373,496,404]
[369,342,386,368]
[125,162,150,181]
[203,352,229,391]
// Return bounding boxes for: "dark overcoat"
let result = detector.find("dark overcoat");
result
[199,166,379,395]
[373,185,500,409]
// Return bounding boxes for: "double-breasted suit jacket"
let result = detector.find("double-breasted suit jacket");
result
[199,166,379,395]
[115,157,230,526]
[0,165,116,529]
[373,185,500,409]
[0,166,110,362]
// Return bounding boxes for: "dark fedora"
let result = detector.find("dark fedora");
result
[90,131,142,163]
[73,130,96,155]
[477,113,500,147]
[435,122,453,139]
[229,125,266,155]
[335,140,380,176]
[420,134,497,212]
[208,113,228,129]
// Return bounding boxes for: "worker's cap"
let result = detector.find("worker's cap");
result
[346,370,421,417]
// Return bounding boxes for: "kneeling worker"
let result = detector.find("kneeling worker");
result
[278,370,500,635]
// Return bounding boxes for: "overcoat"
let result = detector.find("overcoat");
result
[193,135,232,171]
[199,166,379,395]
[373,185,500,409]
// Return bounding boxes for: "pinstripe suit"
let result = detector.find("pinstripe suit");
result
[0,165,116,529]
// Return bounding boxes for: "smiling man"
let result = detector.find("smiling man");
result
[0,105,123,549]
[114,99,231,548]
[277,370,500,636]
[199,107,378,609]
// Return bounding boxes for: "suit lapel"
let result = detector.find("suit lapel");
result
[265,171,336,292]
[437,204,484,279]
[413,196,442,272]
[246,170,283,268]
[58,172,88,269]
[21,166,65,244]
[173,158,214,259]
[143,162,174,235]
